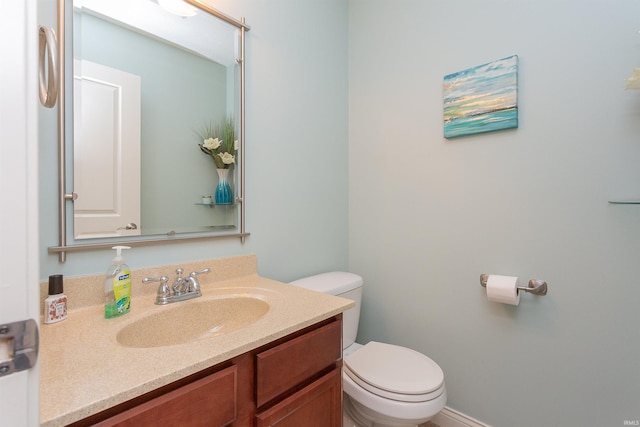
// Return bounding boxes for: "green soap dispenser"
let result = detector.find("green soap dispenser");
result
[104,246,132,318]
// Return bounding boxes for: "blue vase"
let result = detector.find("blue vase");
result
[215,168,233,204]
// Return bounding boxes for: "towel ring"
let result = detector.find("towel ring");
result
[38,26,58,108]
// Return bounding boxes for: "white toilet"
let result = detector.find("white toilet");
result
[290,272,446,427]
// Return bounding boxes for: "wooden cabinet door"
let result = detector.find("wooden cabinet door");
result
[255,367,342,427]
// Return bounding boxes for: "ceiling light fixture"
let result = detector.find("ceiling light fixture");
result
[156,0,198,17]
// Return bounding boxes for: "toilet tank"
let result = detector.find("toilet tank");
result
[290,272,363,350]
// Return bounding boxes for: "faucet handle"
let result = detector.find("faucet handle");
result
[190,268,211,277]
[142,276,170,299]
[142,275,169,285]
[187,268,211,292]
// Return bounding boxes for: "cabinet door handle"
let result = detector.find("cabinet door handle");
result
[38,26,58,108]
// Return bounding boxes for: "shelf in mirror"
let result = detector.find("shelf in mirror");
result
[195,203,237,208]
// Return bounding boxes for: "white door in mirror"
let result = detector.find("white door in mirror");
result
[73,60,141,239]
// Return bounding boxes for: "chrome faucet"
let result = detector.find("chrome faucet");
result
[143,268,211,305]
[172,268,187,294]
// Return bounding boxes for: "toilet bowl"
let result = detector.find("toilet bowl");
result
[343,341,446,426]
[290,272,446,427]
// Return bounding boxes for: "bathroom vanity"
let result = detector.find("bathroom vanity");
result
[39,255,353,426]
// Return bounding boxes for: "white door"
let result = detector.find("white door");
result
[73,60,141,239]
[0,0,40,425]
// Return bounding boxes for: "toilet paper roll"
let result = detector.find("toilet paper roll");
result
[486,275,520,305]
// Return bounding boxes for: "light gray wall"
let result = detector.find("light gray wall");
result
[39,0,349,281]
[349,1,640,426]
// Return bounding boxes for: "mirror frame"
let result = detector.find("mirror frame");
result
[48,0,250,262]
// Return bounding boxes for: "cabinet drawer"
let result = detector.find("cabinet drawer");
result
[93,365,237,427]
[256,319,341,408]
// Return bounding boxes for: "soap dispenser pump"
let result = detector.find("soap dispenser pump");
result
[104,246,132,318]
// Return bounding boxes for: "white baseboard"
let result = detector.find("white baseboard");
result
[431,406,490,427]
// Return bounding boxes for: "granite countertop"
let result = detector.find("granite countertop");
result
[39,255,353,426]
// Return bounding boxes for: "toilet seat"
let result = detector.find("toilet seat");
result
[344,341,445,403]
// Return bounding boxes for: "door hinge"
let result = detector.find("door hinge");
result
[0,319,39,377]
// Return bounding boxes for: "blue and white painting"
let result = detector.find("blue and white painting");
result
[443,55,518,139]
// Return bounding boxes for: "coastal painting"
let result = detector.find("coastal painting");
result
[443,55,518,138]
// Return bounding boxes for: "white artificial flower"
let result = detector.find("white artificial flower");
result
[203,137,222,150]
[625,68,640,90]
[234,140,239,151]
[218,152,235,165]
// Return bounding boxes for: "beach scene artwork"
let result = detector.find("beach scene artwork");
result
[443,55,518,138]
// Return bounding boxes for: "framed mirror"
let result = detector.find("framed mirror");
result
[49,0,249,261]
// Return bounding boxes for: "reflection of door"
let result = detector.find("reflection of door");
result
[73,60,141,239]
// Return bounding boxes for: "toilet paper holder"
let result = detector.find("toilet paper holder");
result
[480,274,548,296]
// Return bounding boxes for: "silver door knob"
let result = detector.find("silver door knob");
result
[117,223,138,231]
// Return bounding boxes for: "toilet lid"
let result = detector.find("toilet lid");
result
[344,341,444,396]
